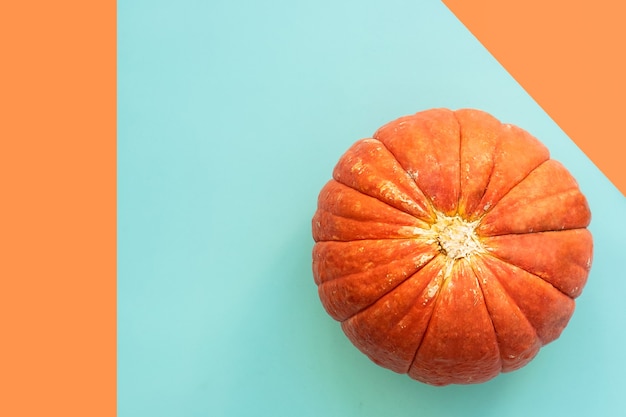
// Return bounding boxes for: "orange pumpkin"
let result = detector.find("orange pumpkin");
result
[311,108,593,386]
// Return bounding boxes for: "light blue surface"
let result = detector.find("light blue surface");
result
[118,1,626,416]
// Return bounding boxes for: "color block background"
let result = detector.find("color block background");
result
[118,1,625,416]
[6,0,624,416]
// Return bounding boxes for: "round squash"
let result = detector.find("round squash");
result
[311,108,593,386]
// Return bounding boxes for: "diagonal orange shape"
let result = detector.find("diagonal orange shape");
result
[442,0,626,196]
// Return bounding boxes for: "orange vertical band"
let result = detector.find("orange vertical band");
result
[0,2,116,416]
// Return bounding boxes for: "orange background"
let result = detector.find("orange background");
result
[0,2,116,416]
[443,0,626,196]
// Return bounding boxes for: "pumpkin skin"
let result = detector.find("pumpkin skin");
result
[311,108,593,386]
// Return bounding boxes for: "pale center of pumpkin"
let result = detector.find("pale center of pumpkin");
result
[431,213,484,260]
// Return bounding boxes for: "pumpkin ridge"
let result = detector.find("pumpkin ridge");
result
[472,130,550,219]
[407,263,447,374]
[408,259,456,367]
[467,261,503,373]
[316,180,431,227]
[338,254,440,324]
[315,239,438,284]
[477,187,591,236]
[477,255,545,339]
[408,258,502,384]
[374,138,438,216]
[470,255,537,371]
[316,206,429,228]
[330,173,414,219]
[312,239,439,286]
[312,208,433,242]
[332,138,436,222]
[482,158,552,216]
[457,111,500,217]
[451,111,464,216]
[480,225,590,237]
[480,250,576,300]
[486,256,575,345]
[373,109,462,216]
[331,169,434,225]
[316,254,424,287]
[478,227,593,300]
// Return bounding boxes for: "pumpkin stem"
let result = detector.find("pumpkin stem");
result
[431,212,484,260]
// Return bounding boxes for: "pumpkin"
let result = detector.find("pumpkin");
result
[311,108,593,386]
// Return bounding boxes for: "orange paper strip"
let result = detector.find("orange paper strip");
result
[0,2,116,416]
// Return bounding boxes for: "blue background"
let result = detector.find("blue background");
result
[118,1,626,416]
